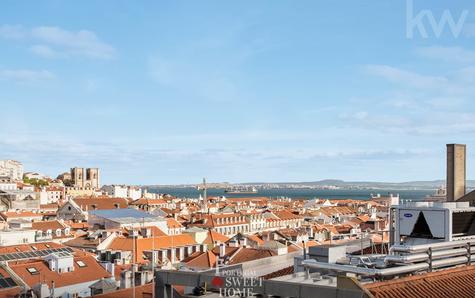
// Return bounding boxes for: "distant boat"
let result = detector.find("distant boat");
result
[224,186,258,194]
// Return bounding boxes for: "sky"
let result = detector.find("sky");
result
[1,1,475,185]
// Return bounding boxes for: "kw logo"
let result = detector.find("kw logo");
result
[406,0,469,39]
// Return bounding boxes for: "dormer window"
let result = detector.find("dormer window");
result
[27,267,39,275]
[91,204,97,210]
[56,229,61,237]
[114,203,119,209]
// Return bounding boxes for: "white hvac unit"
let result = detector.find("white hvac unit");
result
[393,201,475,245]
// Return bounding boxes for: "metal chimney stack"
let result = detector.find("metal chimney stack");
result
[447,144,466,201]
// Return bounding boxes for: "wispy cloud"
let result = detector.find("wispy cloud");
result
[0,25,116,59]
[148,22,273,103]
[416,46,475,64]
[30,44,60,58]
[0,127,432,184]
[0,69,55,82]
[0,24,24,39]
[365,64,448,89]
[347,46,475,137]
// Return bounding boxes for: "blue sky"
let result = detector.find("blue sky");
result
[1,1,475,184]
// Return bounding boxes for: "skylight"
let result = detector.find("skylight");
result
[76,260,86,268]
[27,267,39,275]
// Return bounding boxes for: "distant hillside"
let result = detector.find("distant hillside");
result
[145,179,475,190]
[244,179,475,189]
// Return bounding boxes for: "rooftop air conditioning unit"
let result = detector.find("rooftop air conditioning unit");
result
[392,201,475,245]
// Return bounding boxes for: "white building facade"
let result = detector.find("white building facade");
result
[0,160,23,181]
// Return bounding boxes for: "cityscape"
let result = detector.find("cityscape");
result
[1,1,475,298]
[0,148,472,298]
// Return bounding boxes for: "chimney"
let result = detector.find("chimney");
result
[308,226,314,239]
[219,243,225,258]
[447,144,466,201]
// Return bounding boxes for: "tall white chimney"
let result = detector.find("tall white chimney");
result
[219,243,225,258]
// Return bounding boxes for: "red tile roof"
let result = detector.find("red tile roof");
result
[0,242,63,255]
[203,230,230,246]
[92,283,153,298]
[0,211,43,220]
[183,251,217,269]
[65,221,90,230]
[108,234,198,263]
[31,220,66,232]
[246,234,265,246]
[364,265,475,298]
[261,266,294,279]
[73,197,129,211]
[166,218,183,229]
[272,210,303,220]
[209,246,276,265]
[40,203,59,210]
[229,247,276,264]
[131,198,167,205]
[10,254,111,289]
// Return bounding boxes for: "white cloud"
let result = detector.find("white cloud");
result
[0,69,55,82]
[31,26,116,59]
[0,25,116,59]
[0,127,432,184]
[0,25,25,39]
[365,64,448,89]
[416,46,475,64]
[29,44,61,58]
[339,111,368,121]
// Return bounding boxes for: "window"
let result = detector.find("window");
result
[27,267,39,275]
[76,260,86,268]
